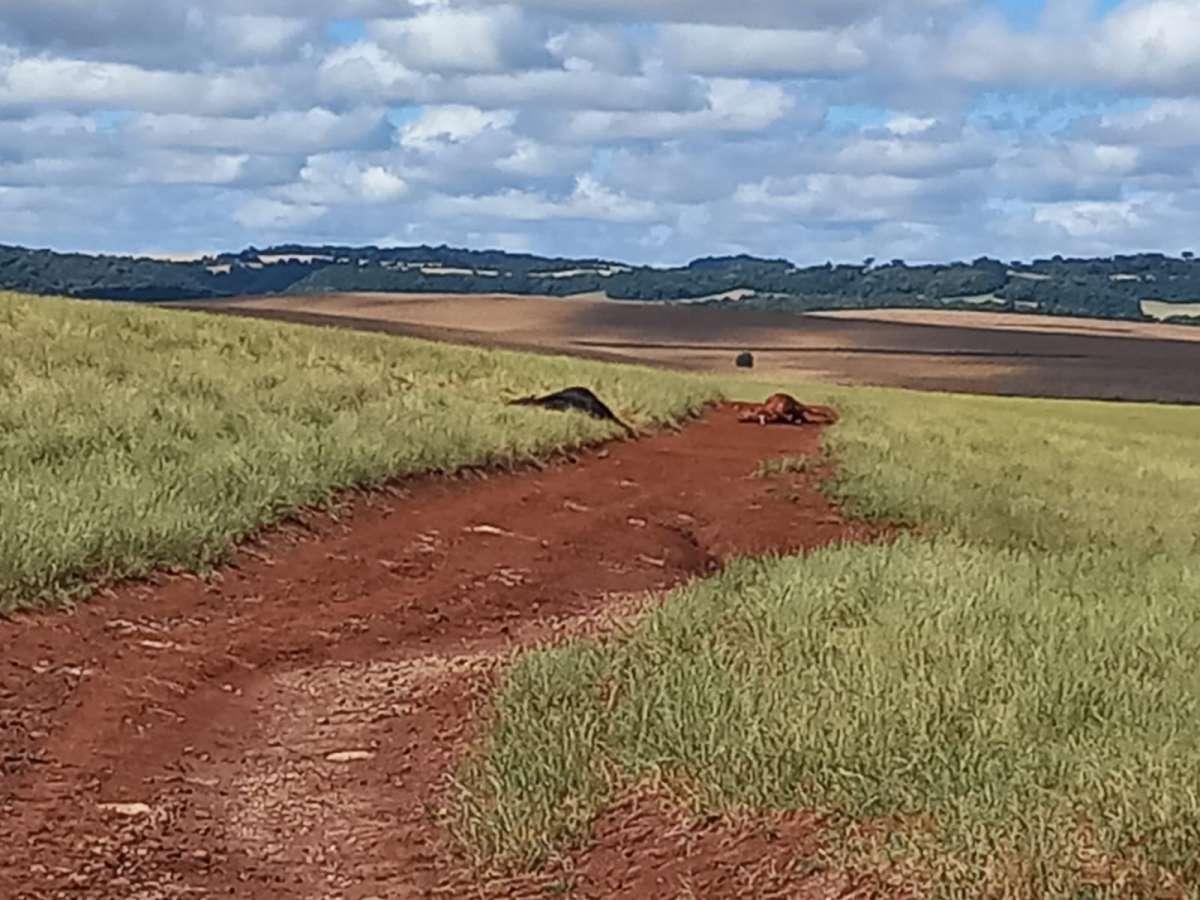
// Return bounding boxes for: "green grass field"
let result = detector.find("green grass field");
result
[0,292,717,613]
[457,387,1200,897]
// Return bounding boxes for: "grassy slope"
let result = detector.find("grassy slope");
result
[0,293,718,613]
[457,386,1200,897]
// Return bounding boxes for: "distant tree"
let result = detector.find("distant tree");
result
[1184,251,1195,261]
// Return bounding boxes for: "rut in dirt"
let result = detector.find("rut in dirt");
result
[1,407,884,900]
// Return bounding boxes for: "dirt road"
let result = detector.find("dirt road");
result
[1,408,880,899]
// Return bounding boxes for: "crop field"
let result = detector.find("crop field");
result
[187,291,1200,406]
[3,290,1199,898]
[458,386,1200,897]
[1142,299,1200,321]
[0,291,716,613]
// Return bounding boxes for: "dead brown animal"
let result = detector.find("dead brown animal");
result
[735,393,840,426]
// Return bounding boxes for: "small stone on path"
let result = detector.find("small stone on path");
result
[324,750,376,764]
[98,802,153,817]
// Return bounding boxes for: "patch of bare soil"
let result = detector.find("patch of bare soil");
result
[0,407,885,899]
[808,307,1200,343]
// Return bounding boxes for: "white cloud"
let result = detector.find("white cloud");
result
[368,6,551,74]
[317,41,706,111]
[211,15,311,58]
[0,3,326,69]
[0,53,284,115]
[440,68,707,113]
[430,173,660,223]
[0,0,1196,264]
[317,41,422,101]
[1098,0,1200,91]
[126,151,258,185]
[546,25,642,74]
[1088,99,1200,149]
[494,138,591,179]
[482,0,965,30]
[549,78,799,143]
[943,0,1200,94]
[399,105,517,150]
[359,165,409,201]
[887,115,937,137]
[126,108,391,154]
[831,131,995,178]
[734,172,931,225]
[234,196,327,229]
[658,24,869,77]
[277,154,410,205]
[1032,199,1147,239]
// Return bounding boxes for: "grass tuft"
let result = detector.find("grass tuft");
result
[753,455,819,478]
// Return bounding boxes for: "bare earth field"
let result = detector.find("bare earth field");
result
[809,306,1200,341]
[182,292,1200,405]
[0,409,879,899]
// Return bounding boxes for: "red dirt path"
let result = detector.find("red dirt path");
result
[1,407,883,899]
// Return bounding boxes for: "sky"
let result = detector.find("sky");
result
[0,0,1197,266]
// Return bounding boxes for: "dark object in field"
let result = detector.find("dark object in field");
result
[508,386,638,437]
[733,393,840,426]
[735,351,755,369]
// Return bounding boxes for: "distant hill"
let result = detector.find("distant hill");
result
[2,242,1199,324]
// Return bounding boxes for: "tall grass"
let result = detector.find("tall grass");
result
[458,383,1200,897]
[0,293,718,613]
[822,387,1200,557]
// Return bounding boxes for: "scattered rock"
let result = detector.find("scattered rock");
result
[98,802,153,818]
[137,639,178,651]
[466,524,508,536]
[324,750,376,764]
[465,524,540,543]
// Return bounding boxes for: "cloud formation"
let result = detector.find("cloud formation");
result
[0,0,1196,264]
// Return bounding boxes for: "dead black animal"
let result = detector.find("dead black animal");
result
[508,386,638,438]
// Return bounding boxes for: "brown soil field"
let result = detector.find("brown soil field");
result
[179,292,1200,405]
[809,306,1200,341]
[0,408,886,899]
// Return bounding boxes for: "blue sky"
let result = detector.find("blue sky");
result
[326,18,368,45]
[998,0,1124,28]
[0,0,1196,265]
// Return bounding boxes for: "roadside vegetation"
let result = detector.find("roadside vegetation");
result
[457,384,1200,897]
[0,292,717,613]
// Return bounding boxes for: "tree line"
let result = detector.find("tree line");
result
[1,243,1197,324]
